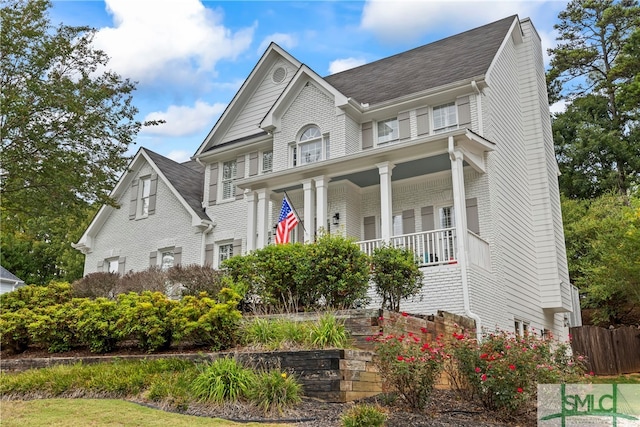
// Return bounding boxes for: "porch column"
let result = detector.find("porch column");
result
[256,188,269,249]
[245,190,256,251]
[449,139,469,257]
[302,179,315,242]
[376,162,394,241]
[314,175,327,235]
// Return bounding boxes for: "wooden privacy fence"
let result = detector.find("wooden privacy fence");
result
[569,325,640,375]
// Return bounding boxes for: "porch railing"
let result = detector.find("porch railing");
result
[467,231,491,270]
[357,228,458,267]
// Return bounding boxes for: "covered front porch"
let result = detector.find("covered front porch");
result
[237,129,494,271]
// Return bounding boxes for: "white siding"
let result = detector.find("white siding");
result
[221,61,297,144]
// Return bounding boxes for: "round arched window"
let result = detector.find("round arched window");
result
[295,126,324,166]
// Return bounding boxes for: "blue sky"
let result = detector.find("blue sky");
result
[50,0,570,162]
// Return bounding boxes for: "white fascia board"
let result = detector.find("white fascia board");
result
[260,64,349,131]
[194,44,302,158]
[485,16,521,86]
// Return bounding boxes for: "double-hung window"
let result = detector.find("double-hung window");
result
[222,160,237,200]
[218,243,234,265]
[439,205,456,260]
[140,177,151,216]
[107,258,119,274]
[262,150,273,173]
[293,126,328,166]
[161,251,174,271]
[433,103,457,133]
[377,118,398,144]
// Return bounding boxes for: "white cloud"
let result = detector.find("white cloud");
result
[257,33,297,54]
[93,0,254,82]
[360,0,543,43]
[550,99,567,115]
[328,57,367,74]
[538,28,559,67]
[166,150,192,163]
[141,101,227,137]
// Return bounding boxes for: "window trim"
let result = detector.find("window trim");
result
[432,102,458,134]
[221,159,237,201]
[376,117,399,144]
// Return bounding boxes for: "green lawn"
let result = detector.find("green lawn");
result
[0,399,288,427]
[591,373,640,384]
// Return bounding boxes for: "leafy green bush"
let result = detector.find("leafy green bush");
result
[169,288,242,351]
[115,291,177,352]
[370,246,422,311]
[309,313,349,348]
[191,357,256,403]
[75,297,121,353]
[340,403,388,427]
[27,300,82,353]
[223,235,370,312]
[71,272,120,299]
[446,330,587,418]
[0,308,35,353]
[304,234,370,309]
[249,370,302,414]
[0,282,73,311]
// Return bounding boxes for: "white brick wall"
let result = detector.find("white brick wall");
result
[84,162,204,274]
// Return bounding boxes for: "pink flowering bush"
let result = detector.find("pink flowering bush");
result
[371,326,447,410]
[446,330,587,418]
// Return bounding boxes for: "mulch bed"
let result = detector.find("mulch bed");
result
[1,346,536,426]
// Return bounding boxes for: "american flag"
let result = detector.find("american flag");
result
[275,197,299,244]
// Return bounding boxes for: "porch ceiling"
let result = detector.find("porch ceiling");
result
[332,153,451,187]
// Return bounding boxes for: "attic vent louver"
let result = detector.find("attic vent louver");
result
[272,66,286,84]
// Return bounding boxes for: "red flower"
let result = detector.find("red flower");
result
[517,387,523,393]
[365,336,372,342]
[509,364,516,371]
[475,367,481,373]
[397,355,404,361]
[480,353,489,359]
[481,374,487,381]
[401,312,408,317]
[420,327,428,334]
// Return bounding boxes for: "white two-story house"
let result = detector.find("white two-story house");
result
[74,15,581,339]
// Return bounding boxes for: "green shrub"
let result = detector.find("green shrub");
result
[75,297,121,353]
[115,291,177,352]
[370,246,423,312]
[191,357,256,403]
[0,282,73,312]
[309,313,349,348]
[447,330,587,418]
[0,308,35,353]
[170,288,242,351]
[341,403,388,427]
[71,272,120,299]
[249,370,302,414]
[27,300,82,353]
[304,234,371,309]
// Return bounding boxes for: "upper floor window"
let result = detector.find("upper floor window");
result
[377,118,398,144]
[222,160,237,200]
[140,177,151,216]
[433,102,457,134]
[292,126,329,166]
[262,150,273,173]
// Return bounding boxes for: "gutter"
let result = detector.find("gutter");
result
[448,136,483,341]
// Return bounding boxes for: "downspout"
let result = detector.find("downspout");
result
[200,221,214,265]
[448,136,483,341]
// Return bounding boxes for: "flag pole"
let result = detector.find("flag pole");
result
[283,190,306,234]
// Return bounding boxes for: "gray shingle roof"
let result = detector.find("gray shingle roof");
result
[324,15,517,105]
[0,266,24,283]
[143,149,210,221]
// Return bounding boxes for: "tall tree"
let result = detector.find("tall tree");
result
[547,0,640,198]
[0,0,153,283]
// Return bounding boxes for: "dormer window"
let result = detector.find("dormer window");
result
[433,102,457,133]
[377,118,398,144]
[292,126,329,166]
